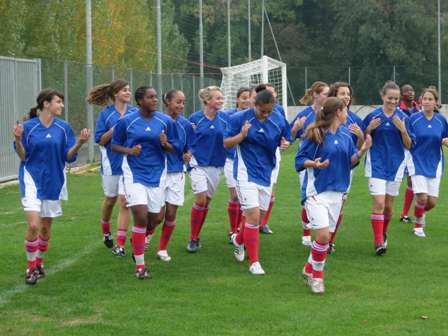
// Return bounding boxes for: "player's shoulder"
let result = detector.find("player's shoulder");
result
[127,104,139,113]
[188,110,204,122]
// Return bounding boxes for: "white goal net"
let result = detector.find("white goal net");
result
[220,56,287,112]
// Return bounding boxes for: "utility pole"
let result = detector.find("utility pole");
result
[227,0,231,66]
[261,0,265,56]
[248,0,252,61]
[85,0,94,162]
[199,0,204,88]
[156,0,162,94]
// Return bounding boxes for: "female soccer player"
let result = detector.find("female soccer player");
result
[13,89,90,285]
[225,89,290,275]
[326,82,365,253]
[224,87,252,240]
[187,86,229,253]
[111,86,178,279]
[155,89,193,261]
[89,79,138,254]
[296,97,371,293]
[363,81,412,255]
[290,81,329,246]
[406,87,448,237]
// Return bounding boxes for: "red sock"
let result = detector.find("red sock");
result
[190,203,206,240]
[311,240,328,279]
[414,201,426,229]
[36,236,49,266]
[116,228,127,247]
[383,213,392,234]
[131,226,146,268]
[261,196,275,226]
[401,187,414,217]
[236,214,246,245]
[243,223,259,264]
[101,219,111,235]
[25,239,39,270]
[371,212,384,245]
[301,208,310,236]
[330,212,343,244]
[227,201,241,233]
[159,220,176,251]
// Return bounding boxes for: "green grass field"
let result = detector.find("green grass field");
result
[1,144,447,336]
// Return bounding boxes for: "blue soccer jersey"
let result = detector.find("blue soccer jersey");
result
[406,112,448,178]
[345,110,365,145]
[290,106,316,139]
[16,117,77,200]
[189,110,229,167]
[167,115,194,173]
[112,111,179,187]
[95,104,138,176]
[223,108,240,160]
[227,108,291,187]
[274,103,286,118]
[363,107,408,181]
[295,126,357,203]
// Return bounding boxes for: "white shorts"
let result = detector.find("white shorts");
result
[189,166,222,198]
[271,148,281,185]
[123,181,166,213]
[165,172,186,206]
[304,191,344,231]
[22,198,62,218]
[236,181,272,211]
[102,175,125,197]
[368,178,401,197]
[224,158,236,188]
[411,175,441,197]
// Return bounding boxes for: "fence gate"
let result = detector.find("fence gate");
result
[0,56,41,182]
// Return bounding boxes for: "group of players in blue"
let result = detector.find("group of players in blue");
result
[13,78,447,294]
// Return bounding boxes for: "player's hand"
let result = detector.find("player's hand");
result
[367,118,381,133]
[360,134,372,152]
[128,144,142,156]
[292,116,307,132]
[348,123,363,139]
[392,116,406,133]
[183,150,192,163]
[280,137,290,150]
[442,137,448,146]
[160,130,168,146]
[13,122,24,139]
[191,123,197,130]
[240,121,251,138]
[313,157,330,169]
[78,128,91,144]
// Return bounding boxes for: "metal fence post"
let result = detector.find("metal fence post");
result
[64,61,69,122]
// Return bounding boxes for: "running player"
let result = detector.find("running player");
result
[225,89,290,275]
[363,81,412,255]
[296,97,371,293]
[89,79,138,254]
[13,89,90,285]
[111,86,178,279]
[406,87,448,237]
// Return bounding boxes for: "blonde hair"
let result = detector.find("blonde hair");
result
[299,81,328,105]
[198,86,222,105]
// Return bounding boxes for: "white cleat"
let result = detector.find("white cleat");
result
[413,228,426,238]
[302,235,312,247]
[231,233,245,262]
[309,278,325,294]
[249,261,265,275]
[156,250,172,262]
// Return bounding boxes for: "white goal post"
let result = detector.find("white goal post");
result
[220,56,288,112]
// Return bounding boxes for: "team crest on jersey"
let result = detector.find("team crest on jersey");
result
[385,122,390,126]
[258,128,265,133]
[45,133,52,138]
[428,125,432,128]
[210,125,215,129]
[334,140,338,144]
[145,126,151,131]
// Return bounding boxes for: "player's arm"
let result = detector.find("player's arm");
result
[224,120,251,148]
[13,122,26,161]
[66,128,91,161]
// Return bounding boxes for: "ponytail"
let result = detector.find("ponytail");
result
[299,81,328,105]
[87,79,129,106]
[28,88,64,120]
[305,97,344,144]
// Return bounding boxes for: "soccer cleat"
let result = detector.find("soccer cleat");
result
[400,215,411,223]
[231,233,245,262]
[228,233,234,245]
[103,233,113,248]
[144,235,152,251]
[413,227,426,238]
[112,246,126,257]
[383,233,388,248]
[309,278,325,294]
[259,225,273,234]
[249,261,265,275]
[186,239,201,253]
[35,264,45,279]
[302,235,312,247]
[375,244,387,256]
[135,267,150,280]
[302,266,312,284]
[156,250,172,262]
[327,242,336,255]
[25,268,38,285]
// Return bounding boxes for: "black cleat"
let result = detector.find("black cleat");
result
[25,268,38,285]
[400,215,411,223]
[383,233,388,248]
[112,246,126,257]
[103,233,113,248]
[259,225,273,234]
[187,239,201,253]
[135,267,150,280]
[375,244,387,256]
[327,243,336,255]
[35,264,45,279]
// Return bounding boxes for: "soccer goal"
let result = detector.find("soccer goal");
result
[220,56,288,112]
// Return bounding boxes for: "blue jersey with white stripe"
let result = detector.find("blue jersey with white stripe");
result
[167,115,194,173]
[94,104,138,175]
[406,112,448,178]
[112,111,179,187]
[189,110,229,167]
[363,107,408,181]
[224,108,240,160]
[295,126,357,203]
[227,108,291,187]
[290,106,316,139]
[274,103,286,118]
[16,117,77,200]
